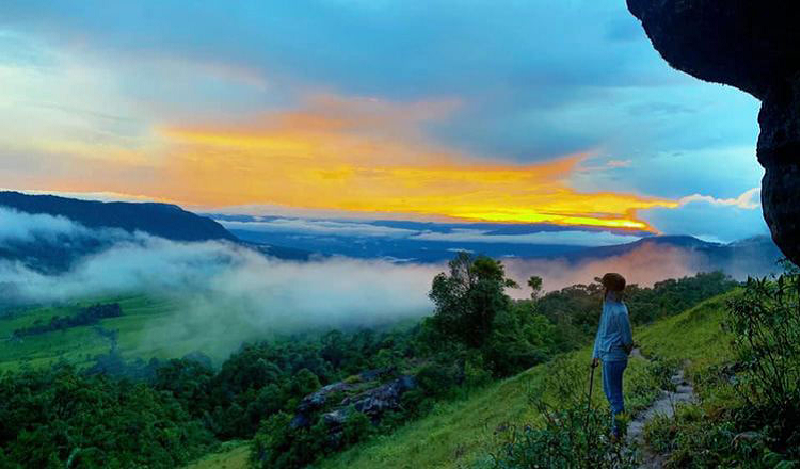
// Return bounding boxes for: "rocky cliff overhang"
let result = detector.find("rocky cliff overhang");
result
[627,0,800,265]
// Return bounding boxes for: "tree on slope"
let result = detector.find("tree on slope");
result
[429,252,518,348]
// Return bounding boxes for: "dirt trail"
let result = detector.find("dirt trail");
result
[626,349,697,468]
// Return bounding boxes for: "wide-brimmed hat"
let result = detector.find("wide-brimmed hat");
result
[602,273,626,292]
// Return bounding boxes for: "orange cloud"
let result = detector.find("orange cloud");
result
[157,95,677,230]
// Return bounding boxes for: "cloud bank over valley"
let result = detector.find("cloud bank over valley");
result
[0,206,782,357]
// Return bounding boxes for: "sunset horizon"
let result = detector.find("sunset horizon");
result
[1,1,767,243]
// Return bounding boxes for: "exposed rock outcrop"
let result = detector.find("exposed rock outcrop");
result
[339,374,417,421]
[290,368,415,430]
[626,1,800,265]
[290,381,358,428]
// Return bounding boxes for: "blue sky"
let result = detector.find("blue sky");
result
[0,0,768,243]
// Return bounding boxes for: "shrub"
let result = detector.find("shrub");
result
[490,403,636,469]
[726,274,800,457]
[638,270,800,468]
[251,409,371,469]
[641,403,794,469]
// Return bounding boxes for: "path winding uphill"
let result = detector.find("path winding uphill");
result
[627,349,698,468]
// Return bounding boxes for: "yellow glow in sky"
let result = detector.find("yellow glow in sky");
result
[3,91,678,230]
[154,99,677,230]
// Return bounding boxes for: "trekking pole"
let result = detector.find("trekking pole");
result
[586,362,596,467]
[587,364,595,414]
[587,362,596,420]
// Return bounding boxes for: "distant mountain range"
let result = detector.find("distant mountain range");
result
[0,191,234,242]
[0,191,785,278]
[0,191,310,272]
[222,214,783,274]
[561,234,781,263]
[560,235,784,278]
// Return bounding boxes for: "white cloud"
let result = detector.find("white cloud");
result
[1,208,779,359]
[222,217,642,246]
[606,159,631,168]
[446,247,475,254]
[678,188,760,209]
[640,187,768,243]
[202,203,457,223]
[220,216,644,246]
[0,207,93,242]
[504,243,705,295]
[503,241,779,297]
[0,229,440,357]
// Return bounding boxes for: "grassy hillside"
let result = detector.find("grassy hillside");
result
[634,291,733,384]
[184,442,251,469]
[316,296,737,469]
[0,295,215,371]
[182,291,738,469]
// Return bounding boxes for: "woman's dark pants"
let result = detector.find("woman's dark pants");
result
[602,358,627,437]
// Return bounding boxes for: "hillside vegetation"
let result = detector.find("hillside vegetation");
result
[183,294,730,469]
[0,256,759,468]
[193,280,800,469]
[0,191,235,242]
[315,292,735,469]
[637,274,800,467]
[185,281,740,469]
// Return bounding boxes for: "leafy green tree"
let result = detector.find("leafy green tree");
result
[154,357,214,418]
[290,368,321,399]
[0,367,213,468]
[483,302,555,375]
[429,252,518,348]
[528,275,543,300]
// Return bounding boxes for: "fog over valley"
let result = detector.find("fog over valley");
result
[0,204,782,358]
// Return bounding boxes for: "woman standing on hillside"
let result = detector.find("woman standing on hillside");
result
[591,272,634,439]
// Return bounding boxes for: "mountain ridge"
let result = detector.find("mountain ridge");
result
[0,191,781,277]
[0,192,311,272]
[0,191,236,242]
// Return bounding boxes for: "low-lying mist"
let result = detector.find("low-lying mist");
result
[0,236,440,356]
[505,244,709,296]
[0,207,777,359]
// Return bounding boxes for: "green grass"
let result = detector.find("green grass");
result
[192,292,733,469]
[184,351,655,469]
[184,441,251,469]
[635,290,737,394]
[0,294,225,372]
[313,292,740,469]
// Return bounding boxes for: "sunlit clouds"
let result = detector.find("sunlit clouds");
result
[0,0,769,241]
[156,95,676,230]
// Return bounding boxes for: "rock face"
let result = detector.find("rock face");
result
[626,1,800,265]
[339,375,417,421]
[290,381,357,428]
[290,369,416,431]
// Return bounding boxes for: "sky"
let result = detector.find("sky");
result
[0,0,769,244]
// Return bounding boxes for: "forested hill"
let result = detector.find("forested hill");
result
[0,263,744,469]
[0,191,235,242]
